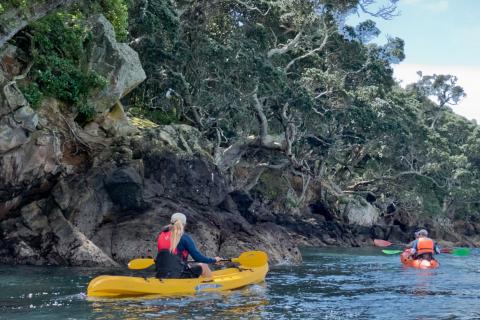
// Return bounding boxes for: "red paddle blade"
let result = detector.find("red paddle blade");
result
[441,248,452,254]
[373,239,393,247]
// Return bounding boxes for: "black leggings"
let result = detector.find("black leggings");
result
[155,251,203,279]
[180,264,203,278]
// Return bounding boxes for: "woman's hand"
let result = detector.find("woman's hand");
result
[214,256,223,264]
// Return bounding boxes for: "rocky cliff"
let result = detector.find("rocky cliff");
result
[0,14,301,266]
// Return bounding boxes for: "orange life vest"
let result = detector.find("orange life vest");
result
[416,237,434,255]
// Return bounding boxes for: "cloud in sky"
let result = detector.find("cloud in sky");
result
[393,64,480,122]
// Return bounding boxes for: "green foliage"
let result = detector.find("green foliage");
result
[122,0,181,120]
[98,0,129,41]
[421,190,443,217]
[30,12,86,61]
[1,0,129,40]
[20,83,43,109]
[34,54,106,104]
[257,171,288,202]
[1,0,29,11]
[411,73,466,108]
[124,0,480,221]
[24,12,106,111]
[129,107,179,125]
[75,104,97,125]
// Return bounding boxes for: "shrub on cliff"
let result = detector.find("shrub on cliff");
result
[17,12,106,120]
[5,0,129,121]
[89,0,129,41]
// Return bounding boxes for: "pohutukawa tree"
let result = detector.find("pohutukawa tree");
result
[126,0,479,220]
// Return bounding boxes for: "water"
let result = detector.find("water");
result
[1,247,479,319]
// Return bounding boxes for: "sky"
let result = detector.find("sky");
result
[347,0,480,122]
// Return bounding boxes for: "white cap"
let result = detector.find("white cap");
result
[171,212,187,225]
[416,229,428,237]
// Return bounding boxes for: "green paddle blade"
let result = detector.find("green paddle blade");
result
[382,249,403,255]
[452,248,470,256]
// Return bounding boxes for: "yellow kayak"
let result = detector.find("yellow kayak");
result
[87,264,269,298]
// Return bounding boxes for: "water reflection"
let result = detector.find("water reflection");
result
[89,285,270,319]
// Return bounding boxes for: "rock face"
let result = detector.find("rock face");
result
[344,200,380,227]
[0,201,117,266]
[0,45,63,218]
[87,15,146,114]
[0,29,302,266]
[0,125,302,266]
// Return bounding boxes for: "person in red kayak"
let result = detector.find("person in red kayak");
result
[155,212,222,279]
[408,229,441,260]
[405,231,420,248]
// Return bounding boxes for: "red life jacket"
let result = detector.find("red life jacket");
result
[157,231,188,261]
[416,237,434,255]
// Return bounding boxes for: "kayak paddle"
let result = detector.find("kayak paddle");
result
[374,239,470,256]
[382,248,470,256]
[128,250,269,270]
[373,239,404,247]
[441,247,470,256]
[128,258,155,270]
[382,249,403,254]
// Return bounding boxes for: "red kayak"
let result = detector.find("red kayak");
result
[400,249,439,269]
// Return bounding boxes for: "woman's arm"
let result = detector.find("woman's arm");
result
[181,234,216,264]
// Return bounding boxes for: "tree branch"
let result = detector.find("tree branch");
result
[252,88,269,144]
[285,32,329,72]
[267,31,303,58]
[233,0,270,15]
[358,0,399,20]
[346,170,444,191]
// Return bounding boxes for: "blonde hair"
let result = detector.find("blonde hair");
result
[169,219,185,253]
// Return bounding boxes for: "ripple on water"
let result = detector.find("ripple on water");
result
[1,248,480,319]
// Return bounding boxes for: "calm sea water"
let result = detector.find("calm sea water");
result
[1,247,479,319]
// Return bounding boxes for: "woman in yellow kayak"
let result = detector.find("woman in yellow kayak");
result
[155,212,222,278]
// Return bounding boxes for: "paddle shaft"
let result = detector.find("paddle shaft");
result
[373,239,406,247]
[382,248,469,256]
[139,257,242,265]
[187,258,230,263]
[131,258,225,267]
